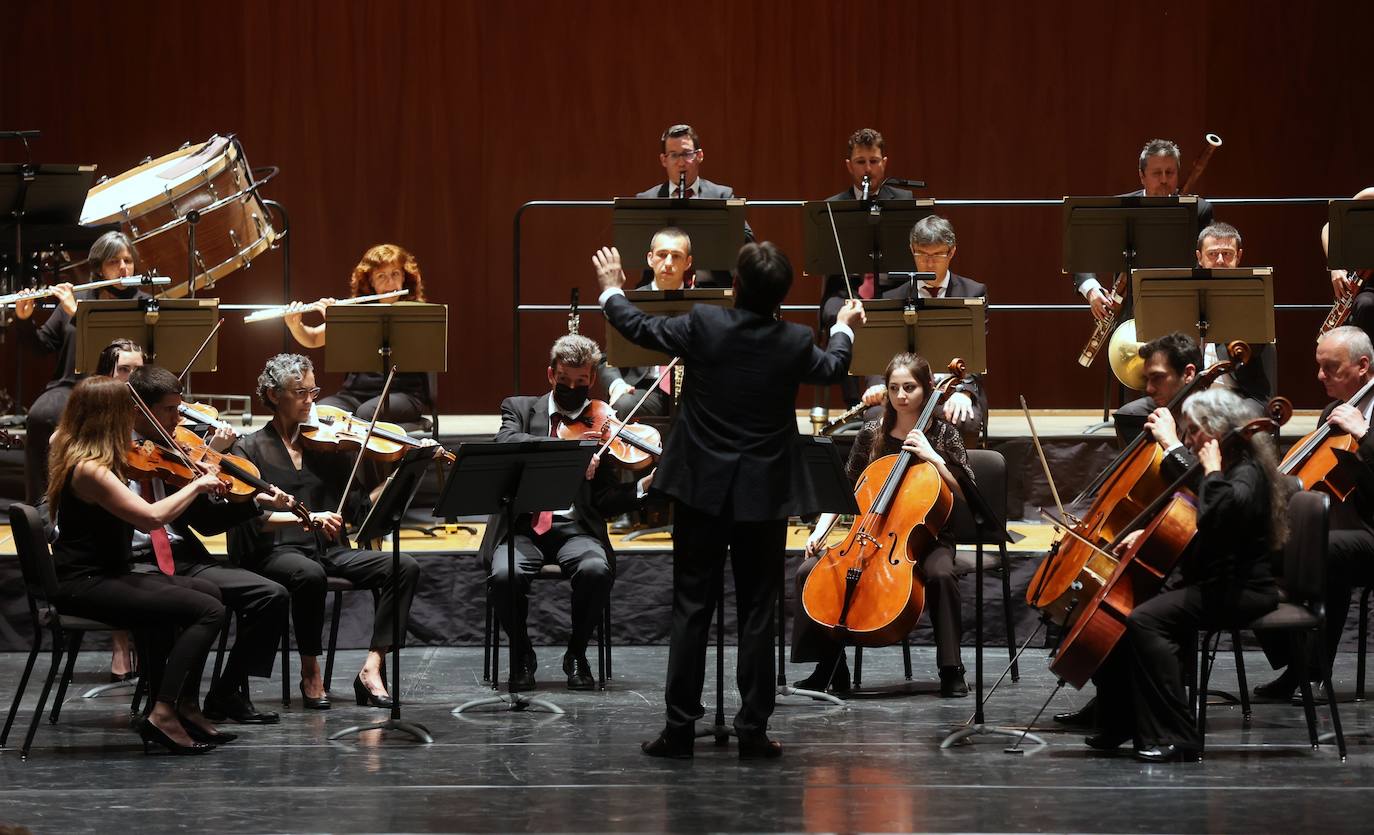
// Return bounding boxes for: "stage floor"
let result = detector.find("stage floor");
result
[0,646,1367,833]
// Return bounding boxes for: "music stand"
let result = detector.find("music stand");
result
[612,197,747,273]
[1326,199,1374,270]
[324,303,449,376]
[440,440,596,714]
[603,289,733,368]
[802,199,935,282]
[73,296,220,374]
[328,445,437,744]
[1133,268,1275,348]
[848,297,987,377]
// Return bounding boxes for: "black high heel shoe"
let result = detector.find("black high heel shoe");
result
[299,682,332,711]
[353,674,394,708]
[137,718,214,755]
[179,717,238,744]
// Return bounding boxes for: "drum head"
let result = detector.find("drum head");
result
[80,136,236,226]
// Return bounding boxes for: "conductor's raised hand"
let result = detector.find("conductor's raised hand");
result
[592,247,627,292]
[836,298,866,330]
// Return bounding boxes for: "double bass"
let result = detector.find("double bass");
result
[1026,341,1252,625]
[800,360,965,646]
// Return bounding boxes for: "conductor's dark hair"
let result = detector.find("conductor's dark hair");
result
[1138,331,1203,377]
[660,124,700,151]
[95,338,146,377]
[129,365,183,406]
[734,242,793,314]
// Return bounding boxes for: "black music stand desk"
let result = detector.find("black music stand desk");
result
[802,198,936,282]
[848,297,987,378]
[1326,199,1374,270]
[440,440,596,715]
[612,197,747,273]
[74,296,219,374]
[329,446,437,744]
[1133,268,1275,348]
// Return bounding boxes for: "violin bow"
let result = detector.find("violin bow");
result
[594,356,679,461]
[178,318,225,383]
[335,365,399,520]
[125,382,207,479]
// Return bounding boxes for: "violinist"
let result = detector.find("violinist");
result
[281,243,433,424]
[795,352,975,697]
[1321,187,1374,334]
[1255,326,1374,700]
[45,376,228,754]
[127,366,293,725]
[228,354,421,710]
[1088,387,1285,762]
[1112,332,1202,446]
[15,230,150,504]
[598,227,694,420]
[481,334,653,690]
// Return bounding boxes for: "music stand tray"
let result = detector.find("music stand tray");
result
[328,446,437,744]
[1327,199,1374,270]
[612,197,747,272]
[1133,268,1275,347]
[1062,196,1200,274]
[74,297,219,374]
[802,198,935,278]
[603,289,733,368]
[435,440,595,715]
[849,297,987,377]
[324,303,448,375]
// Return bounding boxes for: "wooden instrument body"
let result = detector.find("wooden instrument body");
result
[1027,441,1168,625]
[1281,428,1359,501]
[801,452,953,647]
[300,404,409,462]
[1050,493,1198,688]
[564,400,662,471]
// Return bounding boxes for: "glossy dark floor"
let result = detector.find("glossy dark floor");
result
[1,646,1371,833]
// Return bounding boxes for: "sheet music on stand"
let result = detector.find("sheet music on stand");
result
[1133,267,1275,347]
[74,297,220,374]
[848,297,987,377]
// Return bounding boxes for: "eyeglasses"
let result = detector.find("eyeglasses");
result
[288,387,322,400]
[912,250,952,260]
[664,149,702,162]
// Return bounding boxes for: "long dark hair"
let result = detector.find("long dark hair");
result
[872,352,935,467]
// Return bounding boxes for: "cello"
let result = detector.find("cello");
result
[1026,341,1252,625]
[1278,373,1374,500]
[800,359,965,647]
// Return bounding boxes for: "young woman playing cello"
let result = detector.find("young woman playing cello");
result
[1088,387,1286,762]
[792,352,975,697]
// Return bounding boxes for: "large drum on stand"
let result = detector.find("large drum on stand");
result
[80,135,277,297]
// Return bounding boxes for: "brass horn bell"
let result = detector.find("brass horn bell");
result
[1107,318,1147,391]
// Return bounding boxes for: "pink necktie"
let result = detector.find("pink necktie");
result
[532,414,560,535]
[858,273,876,300]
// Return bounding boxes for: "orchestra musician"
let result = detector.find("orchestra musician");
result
[13,230,148,505]
[1111,332,1202,447]
[228,354,422,710]
[794,352,975,697]
[1072,139,1215,322]
[44,376,228,754]
[1087,387,1285,762]
[597,227,695,420]
[1254,326,1374,700]
[128,366,294,726]
[281,243,433,425]
[480,334,653,690]
[1193,222,1276,401]
[1321,186,1374,334]
[595,240,865,759]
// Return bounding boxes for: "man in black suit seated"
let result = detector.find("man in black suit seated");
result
[635,123,750,287]
[598,227,694,420]
[852,214,989,440]
[128,365,293,725]
[1192,221,1276,401]
[481,334,653,690]
[1071,138,1216,321]
[1111,331,1201,446]
[594,240,866,759]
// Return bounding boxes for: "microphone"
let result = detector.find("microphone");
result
[678,171,686,199]
[883,177,926,189]
[861,174,870,201]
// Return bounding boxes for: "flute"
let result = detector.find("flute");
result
[0,275,169,307]
[243,289,408,323]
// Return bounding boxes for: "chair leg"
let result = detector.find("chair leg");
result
[1358,588,1370,701]
[324,590,343,692]
[1231,630,1251,722]
[998,543,1020,682]
[2,631,42,747]
[280,614,291,707]
[596,612,606,687]
[1314,637,1347,760]
[1196,631,1217,754]
[482,594,493,683]
[209,619,231,693]
[902,638,913,681]
[22,635,65,758]
[605,595,613,682]
[854,646,864,689]
[1294,639,1321,749]
[491,607,502,691]
[49,631,84,724]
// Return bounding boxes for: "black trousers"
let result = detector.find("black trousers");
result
[1348,285,1374,336]
[488,518,612,656]
[56,572,224,704]
[22,384,71,505]
[246,544,419,656]
[1094,583,1277,750]
[1261,527,1374,676]
[166,547,289,690]
[791,540,964,669]
[663,500,784,736]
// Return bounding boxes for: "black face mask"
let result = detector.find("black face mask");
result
[553,383,589,413]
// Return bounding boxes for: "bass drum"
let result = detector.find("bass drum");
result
[80,135,277,298]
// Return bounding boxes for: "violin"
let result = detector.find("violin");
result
[299,404,455,463]
[556,400,662,471]
[800,359,965,646]
[1279,375,1374,500]
[178,401,235,434]
[1026,341,1252,626]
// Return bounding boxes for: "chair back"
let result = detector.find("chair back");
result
[947,448,1009,546]
[7,503,60,619]
[1282,489,1329,609]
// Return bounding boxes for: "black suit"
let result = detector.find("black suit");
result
[603,291,853,737]
[634,179,753,287]
[817,184,918,319]
[477,395,639,657]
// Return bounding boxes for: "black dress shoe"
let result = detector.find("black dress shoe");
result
[795,656,851,694]
[1255,668,1299,700]
[510,648,537,691]
[939,666,969,698]
[353,674,394,709]
[737,732,783,760]
[299,682,332,710]
[641,732,693,759]
[1053,701,1098,729]
[563,651,596,690]
[1135,744,1199,763]
[204,689,281,724]
[1084,729,1132,751]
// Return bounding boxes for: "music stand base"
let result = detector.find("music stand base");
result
[1083,420,1115,435]
[696,723,736,746]
[939,723,1046,751]
[776,684,847,707]
[81,680,137,699]
[452,692,565,715]
[329,718,433,743]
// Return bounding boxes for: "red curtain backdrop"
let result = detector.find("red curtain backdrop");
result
[3,0,1371,412]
